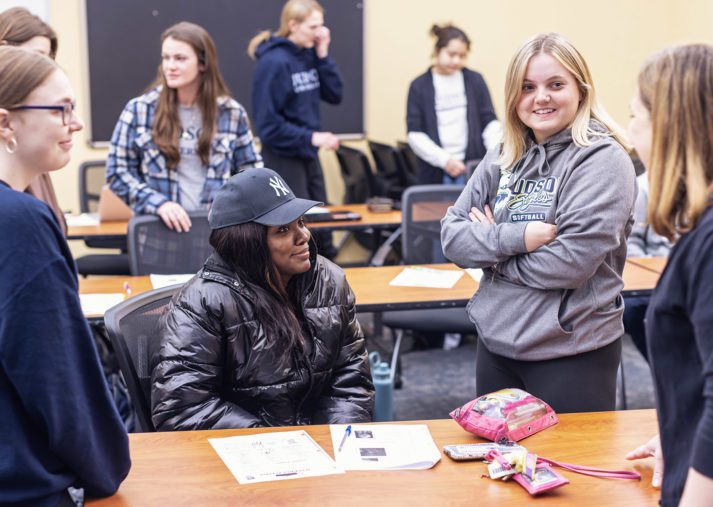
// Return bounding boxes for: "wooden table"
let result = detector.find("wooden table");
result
[626,256,667,274]
[87,410,659,506]
[66,204,402,240]
[79,261,660,319]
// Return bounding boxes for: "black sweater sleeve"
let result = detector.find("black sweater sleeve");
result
[689,231,713,478]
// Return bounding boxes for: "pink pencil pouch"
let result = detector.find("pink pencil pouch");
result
[450,388,558,442]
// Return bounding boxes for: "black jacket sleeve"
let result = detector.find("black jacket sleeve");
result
[312,273,374,423]
[151,288,264,430]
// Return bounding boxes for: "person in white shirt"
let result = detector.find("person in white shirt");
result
[407,24,501,185]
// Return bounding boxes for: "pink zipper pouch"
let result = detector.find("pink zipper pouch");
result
[450,388,558,442]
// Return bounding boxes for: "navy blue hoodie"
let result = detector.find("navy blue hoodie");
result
[0,181,130,506]
[252,36,342,160]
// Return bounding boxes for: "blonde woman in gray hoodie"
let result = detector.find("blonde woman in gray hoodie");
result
[441,33,635,413]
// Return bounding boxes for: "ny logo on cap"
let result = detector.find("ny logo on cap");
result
[269,176,290,197]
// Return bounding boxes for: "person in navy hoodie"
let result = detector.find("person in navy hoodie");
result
[625,44,713,506]
[0,47,130,506]
[248,0,341,258]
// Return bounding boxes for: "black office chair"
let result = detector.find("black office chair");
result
[128,211,214,275]
[377,185,474,385]
[396,141,420,185]
[104,285,182,432]
[75,160,130,276]
[335,146,381,204]
[368,140,412,200]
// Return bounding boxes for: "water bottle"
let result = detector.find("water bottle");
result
[369,351,393,422]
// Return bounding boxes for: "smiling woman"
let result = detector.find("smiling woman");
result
[105,21,262,232]
[0,46,130,506]
[441,33,636,413]
[151,166,374,431]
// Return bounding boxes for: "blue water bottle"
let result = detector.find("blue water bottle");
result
[369,351,394,422]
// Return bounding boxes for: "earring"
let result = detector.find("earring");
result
[5,136,17,154]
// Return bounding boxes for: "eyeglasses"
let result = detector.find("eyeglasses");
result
[9,102,76,126]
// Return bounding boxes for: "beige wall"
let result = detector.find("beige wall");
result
[47,0,713,213]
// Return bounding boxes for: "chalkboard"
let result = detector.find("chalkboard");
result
[83,0,364,145]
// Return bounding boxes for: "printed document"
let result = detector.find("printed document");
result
[389,266,464,289]
[330,424,441,470]
[149,273,194,289]
[209,430,343,484]
[79,293,124,317]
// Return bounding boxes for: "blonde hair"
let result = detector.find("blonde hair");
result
[247,0,324,59]
[499,33,628,169]
[638,44,713,241]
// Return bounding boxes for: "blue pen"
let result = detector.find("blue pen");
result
[337,424,352,452]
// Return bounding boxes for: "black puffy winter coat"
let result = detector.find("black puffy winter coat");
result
[151,250,374,430]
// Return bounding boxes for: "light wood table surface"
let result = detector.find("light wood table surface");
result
[626,256,667,274]
[79,262,661,318]
[66,204,401,240]
[87,410,659,506]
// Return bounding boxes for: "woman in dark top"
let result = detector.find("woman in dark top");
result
[0,46,129,506]
[152,167,374,430]
[625,44,713,506]
[406,24,499,185]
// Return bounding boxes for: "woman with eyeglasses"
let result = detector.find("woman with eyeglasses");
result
[0,6,66,234]
[0,46,129,506]
[106,21,262,232]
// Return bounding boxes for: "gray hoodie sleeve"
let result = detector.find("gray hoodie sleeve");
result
[441,151,529,267]
[495,141,635,290]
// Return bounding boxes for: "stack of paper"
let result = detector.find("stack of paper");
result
[65,213,99,227]
[329,424,441,470]
[389,266,464,289]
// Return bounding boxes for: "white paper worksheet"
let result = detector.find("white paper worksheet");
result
[209,430,344,484]
[149,273,194,289]
[330,424,441,471]
[389,266,464,289]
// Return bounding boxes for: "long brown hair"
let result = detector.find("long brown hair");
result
[0,7,57,59]
[151,21,230,170]
[638,44,713,241]
[209,222,311,366]
[500,33,628,169]
[247,0,324,59]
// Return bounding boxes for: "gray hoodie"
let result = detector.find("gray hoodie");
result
[441,125,636,360]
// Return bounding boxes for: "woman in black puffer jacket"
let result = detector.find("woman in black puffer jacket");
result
[151,167,374,430]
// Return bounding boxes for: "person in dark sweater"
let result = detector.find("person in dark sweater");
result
[625,44,713,506]
[407,24,499,185]
[0,47,130,506]
[248,0,342,258]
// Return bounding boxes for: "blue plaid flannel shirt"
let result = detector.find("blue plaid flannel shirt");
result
[106,87,263,214]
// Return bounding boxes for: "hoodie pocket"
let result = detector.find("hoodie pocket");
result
[469,274,573,359]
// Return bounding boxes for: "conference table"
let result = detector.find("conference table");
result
[78,260,663,319]
[86,409,660,506]
[66,204,402,240]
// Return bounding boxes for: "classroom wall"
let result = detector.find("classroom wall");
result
[41,0,713,214]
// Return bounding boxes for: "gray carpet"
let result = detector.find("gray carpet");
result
[360,316,655,421]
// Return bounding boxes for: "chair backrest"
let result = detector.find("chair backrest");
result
[368,140,411,191]
[79,160,107,213]
[104,285,182,432]
[336,146,378,203]
[401,185,464,264]
[128,211,214,275]
[396,141,420,185]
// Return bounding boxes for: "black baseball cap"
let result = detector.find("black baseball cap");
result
[209,167,322,229]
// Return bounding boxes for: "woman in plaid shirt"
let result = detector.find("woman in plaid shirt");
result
[106,21,262,232]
